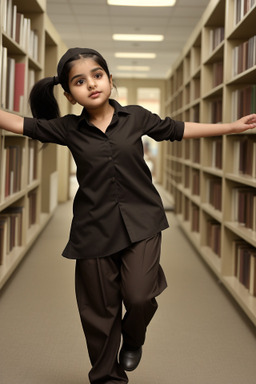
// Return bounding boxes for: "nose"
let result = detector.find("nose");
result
[87,78,96,90]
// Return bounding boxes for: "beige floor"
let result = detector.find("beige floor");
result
[0,184,256,384]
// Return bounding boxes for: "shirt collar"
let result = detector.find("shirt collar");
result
[77,99,131,128]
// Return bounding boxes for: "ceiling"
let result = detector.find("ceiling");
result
[46,0,210,79]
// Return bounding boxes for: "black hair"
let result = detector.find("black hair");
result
[29,48,111,120]
[29,77,60,119]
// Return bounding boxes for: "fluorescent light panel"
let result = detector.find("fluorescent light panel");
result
[115,72,148,78]
[117,65,150,71]
[108,0,176,6]
[113,34,164,41]
[115,52,156,59]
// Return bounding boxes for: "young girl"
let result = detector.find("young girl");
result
[1,47,256,384]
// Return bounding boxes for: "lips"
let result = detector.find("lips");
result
[89,91,101,99]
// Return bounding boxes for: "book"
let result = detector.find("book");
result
[191,204,200,232]
[0,206,23,257]
[206,220,221,256]
[249,251,256,296]
[15,12,24,46]
[192,170,200,195]
[232,85,256,119]
[233,240,253,291]
[232,187,256,230]
[11,4,17,41]
[1,0,8,33]
[0,47,8,109]
[207,178,222,211]
[212,138,222,169]
[209,27,224,53]
[6,57,15,111]
[232,36,256,77]
[28,140,38,184]
[233,136,256,176]
[6,0,13,37]
[4,145,22,197]
[212,62,223,88]
[234,0,256,24]
[28,191,37,227]
[211,99,222,124]
[13,62,25,113]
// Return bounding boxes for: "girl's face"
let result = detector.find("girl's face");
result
[65,58,113,110]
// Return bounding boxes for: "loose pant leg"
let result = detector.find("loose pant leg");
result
[75,257,128,384]
[120,233,167,348]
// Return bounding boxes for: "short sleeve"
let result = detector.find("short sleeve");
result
[23,116,68,145]
[142,108,184,142]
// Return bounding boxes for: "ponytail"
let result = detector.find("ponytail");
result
[29,77,60,119]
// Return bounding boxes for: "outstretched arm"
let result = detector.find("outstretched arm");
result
[183,114,256,139]
[0,109,24,134]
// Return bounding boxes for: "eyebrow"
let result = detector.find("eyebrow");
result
[70,67,103,83]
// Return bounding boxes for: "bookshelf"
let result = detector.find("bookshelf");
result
[0,0,70,288]
[164,0,256,325]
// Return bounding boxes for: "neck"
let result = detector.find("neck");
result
[87,100,114,133]
[87,100,113,121]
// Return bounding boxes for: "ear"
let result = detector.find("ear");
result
[109,74,113,89]
[64,92,77,105]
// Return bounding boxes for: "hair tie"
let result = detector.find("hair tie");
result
[53,76,59,85]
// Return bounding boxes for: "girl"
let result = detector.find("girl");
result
[1,47,256,384]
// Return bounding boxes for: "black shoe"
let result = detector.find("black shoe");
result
[119,345,142,371]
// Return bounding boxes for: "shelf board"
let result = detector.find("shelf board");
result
[222,276,256,326]
[227,6,256,39]
[204,40,224,65]
[225,172,256,188]
[201,202,223,222]
[225,221,256,248]
[0,212,52,289]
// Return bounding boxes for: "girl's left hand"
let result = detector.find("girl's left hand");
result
[231,114,256,133]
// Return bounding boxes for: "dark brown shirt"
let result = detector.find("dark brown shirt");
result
[23,99,184,259]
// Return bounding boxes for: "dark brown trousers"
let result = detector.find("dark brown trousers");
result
[75,233,167,384]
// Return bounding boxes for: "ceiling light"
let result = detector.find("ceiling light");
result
[108,0,176,6]
[117,65,150,71]
[113,34,164,41]
[115,52,156,59]
[115,73,148,78]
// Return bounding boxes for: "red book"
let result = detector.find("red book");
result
[14,62,25,112]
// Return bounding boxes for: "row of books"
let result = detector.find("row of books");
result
[191,204,200,232]
[210,98,223,124]
[191,170,200,196]
[209,27,224,53]
[0,206,23,266]
[232,35,256,77]
[232,187,256,231]
[207,178,222,212]
[233,240,256,296]
[184,166,190,189]
[1,144,23,199]
[1,0,39,62]
[28,190,37,227]
[206,220,221,257]
[211,138,223,169]
[212,61,223,88]
[28,140,38,184]
[234,0,256,25]
[233,136,256,177]
[1,47,25,112]
[192,139,200,163]
[232,85,256,120]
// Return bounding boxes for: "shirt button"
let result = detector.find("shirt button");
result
[108,156,112,161]
[111,177,115,182]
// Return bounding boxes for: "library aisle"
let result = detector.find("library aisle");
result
[0,183,256,384]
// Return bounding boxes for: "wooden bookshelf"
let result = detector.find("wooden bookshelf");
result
[0,0,70,288]
[164,0,256,325]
